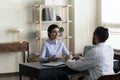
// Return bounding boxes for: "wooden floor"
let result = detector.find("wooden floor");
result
[0,73,29,80]
[0,73,79,80]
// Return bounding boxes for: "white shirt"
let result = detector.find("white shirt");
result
[66,43,114,80]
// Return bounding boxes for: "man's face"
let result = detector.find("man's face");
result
[92,35,97,45]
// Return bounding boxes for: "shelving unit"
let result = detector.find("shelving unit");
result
[33,1,72,54]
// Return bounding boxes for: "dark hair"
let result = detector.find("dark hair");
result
[47,24,59,38]
[94,26,109,42]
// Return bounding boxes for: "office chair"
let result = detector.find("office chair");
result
[27,56,39,62]
[83,45,94,56]
[27,53,39,62]
[97,71,120,80]
[71,45,94,80]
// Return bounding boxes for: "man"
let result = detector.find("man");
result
[66,26,114,80]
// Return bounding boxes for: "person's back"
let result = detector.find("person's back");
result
[96,43,114,75]
[86,43,114,80]
[66,26,114,80]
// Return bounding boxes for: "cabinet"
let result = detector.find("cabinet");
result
[33,2,72,54]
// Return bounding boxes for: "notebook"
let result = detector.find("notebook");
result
[42,61,65,67]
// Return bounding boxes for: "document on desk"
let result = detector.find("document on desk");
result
[42,61,66,67]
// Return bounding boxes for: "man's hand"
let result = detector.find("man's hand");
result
[48,55,63,61]
[64,55,73,60]
[48,55,58,61]
[72,55,80,60]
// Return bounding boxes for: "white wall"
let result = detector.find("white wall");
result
[0,0,98,73]
[74,0,97,53]
[0,0,36,73]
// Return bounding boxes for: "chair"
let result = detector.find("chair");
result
[26,53,39,62]
[27,56,39,62]
[97,71,120,80]
[83,45,94,56]
[71,45,94,80]
[114,49,120,72]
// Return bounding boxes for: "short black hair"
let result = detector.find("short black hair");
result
[47,24,59,38]
[47,24,59,33]
[94,26,109,42]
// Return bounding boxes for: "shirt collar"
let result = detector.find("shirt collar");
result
[97,42,106,46]
[48,39,58,44]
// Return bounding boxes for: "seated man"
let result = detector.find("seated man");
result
[66,26,114,80]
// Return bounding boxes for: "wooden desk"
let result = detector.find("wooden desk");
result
[0,41,29,62]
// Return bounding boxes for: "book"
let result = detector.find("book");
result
[42,61,65,67]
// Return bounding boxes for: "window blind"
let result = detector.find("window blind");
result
[101,0,120,28]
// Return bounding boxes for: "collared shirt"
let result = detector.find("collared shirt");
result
[66,43,114,80]
[40,39,70,62]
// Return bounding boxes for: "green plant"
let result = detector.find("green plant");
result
[59,27,64,32]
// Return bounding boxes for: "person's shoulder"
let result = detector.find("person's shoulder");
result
[43,39,49,45]
[98,43,113,50]
[89,47,95,53]
[87,46,98,55]
[57,39,63,43]
[106,44,114,52]
[92,45,102,52]
[106,44,113,49]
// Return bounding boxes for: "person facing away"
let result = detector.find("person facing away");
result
[66,26,114,80]
[40,24,71,62]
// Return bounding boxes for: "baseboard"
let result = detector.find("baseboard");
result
[0,72,19,76]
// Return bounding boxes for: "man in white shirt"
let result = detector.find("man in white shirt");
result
[66,26,114,80]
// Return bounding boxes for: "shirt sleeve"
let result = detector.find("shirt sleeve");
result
[39,42,48,62]
[66,49,97,71]
[62,42,70,56]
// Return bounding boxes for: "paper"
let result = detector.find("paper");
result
[42,61,65,67]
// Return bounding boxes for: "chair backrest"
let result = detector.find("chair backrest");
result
[97,71,120,80]
[83,45,94,56]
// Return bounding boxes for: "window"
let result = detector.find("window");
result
[101,0,120,25]
[107,28,120,49]
[101,0,120,49]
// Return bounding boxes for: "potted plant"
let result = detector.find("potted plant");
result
[59,27,64,37]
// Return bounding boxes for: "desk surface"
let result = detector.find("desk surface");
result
[19,60,119,80]
[20,62,65,69]
[19,62,86,80]
[20,62,42,69]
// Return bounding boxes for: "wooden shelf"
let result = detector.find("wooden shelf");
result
[35,4,72,7]
[0,41,29,62]
[34,19,72,24]
[33,2,73,53]
[35,36,72,40]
